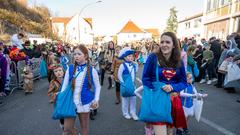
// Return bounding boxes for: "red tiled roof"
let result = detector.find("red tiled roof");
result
[144,29,160,36]
[51,17,72,24]
[84,18,93,29]
[119,20,144,33]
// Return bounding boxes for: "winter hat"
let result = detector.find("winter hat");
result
[118,47,135,59]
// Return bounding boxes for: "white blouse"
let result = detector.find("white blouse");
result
[60,66,101,105]
[118,62,138,83]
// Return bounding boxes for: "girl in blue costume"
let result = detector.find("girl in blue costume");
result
[59,50,69,71]
[142,32,188,135]
[180,72,207,134]
[60,45,101,135]
[118,47,139,121]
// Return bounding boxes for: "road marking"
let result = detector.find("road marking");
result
[201,117,236,135]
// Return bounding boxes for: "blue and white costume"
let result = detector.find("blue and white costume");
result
[60,55,69,71]
[180,84,198,117]
[118,47,138,120]
[60,64,101,113]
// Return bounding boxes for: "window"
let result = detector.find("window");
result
[221,0,229,6]
[212,0,217,9]
[194,19,201,28]
[133,34,137,38]
[237,17,240,33]
[185,22,191,29]
[207,0,211,11]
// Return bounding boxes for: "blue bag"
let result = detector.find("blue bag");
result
[138,65,172,123]
[52,65,79,119]
[120,63,136,97]
[52,84,76,119]
[40,58,47,77]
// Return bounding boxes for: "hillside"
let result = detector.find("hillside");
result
[0,0,56,42]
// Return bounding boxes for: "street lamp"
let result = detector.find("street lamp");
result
[77,0,102,44]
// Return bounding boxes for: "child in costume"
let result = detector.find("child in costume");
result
[180,72,207,134]
[60,45,101,135]
[118,47,138,120]
[22,61,34,95]
[59,50,69,71]
[48,64,65,130]
[111,46,122,104]
[48,64,64,103]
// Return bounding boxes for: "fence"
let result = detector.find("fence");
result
[9,58,42,95]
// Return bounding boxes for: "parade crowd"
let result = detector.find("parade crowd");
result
[0,31,240,135]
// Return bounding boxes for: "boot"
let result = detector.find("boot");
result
[108,77,112,89]
[93,109,98,116]
[176,129,183,135]
[115,91,121,104]
[90,110,95,120]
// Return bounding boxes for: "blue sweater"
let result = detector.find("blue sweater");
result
[142,53,187,92]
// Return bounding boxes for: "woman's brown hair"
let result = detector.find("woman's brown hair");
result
[156,32,181,68]
[71,45,92,91]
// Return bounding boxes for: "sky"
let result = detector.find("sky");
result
[29,0,203,36]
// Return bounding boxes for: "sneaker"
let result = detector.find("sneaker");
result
[183,128,190,135]
[115,100,120,105]
[59,123,64,130]
[124,114,131,120]
[212,78,218,82]
[176,129,183,135]
[237,99,240,103]
[207,80,212,85]
[131,114,139,121]
[199,79,206,84]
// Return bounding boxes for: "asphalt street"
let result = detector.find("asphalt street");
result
[0,67,240,135]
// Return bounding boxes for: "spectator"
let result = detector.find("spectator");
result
[11,33,24,49]
[216,41,228,88]
[209,37,221,81]
[193,45,203,82]
[0,43,7,97]
[187,46,199,82]
[33,40,41,58]
[9,46,26,63]
[21,40,34,59]
[234,34,240,49]
[200,43,214,85]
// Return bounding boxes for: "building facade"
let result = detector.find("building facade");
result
[51,17,71,42]
[204,0,240,40]
[177,13,204,41]
[51,15,93,45]
[117,20,156,45]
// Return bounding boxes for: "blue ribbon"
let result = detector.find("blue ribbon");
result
[124,61,133,67]
[77,63,87,72]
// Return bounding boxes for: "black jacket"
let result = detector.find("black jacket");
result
[210,40,221,60]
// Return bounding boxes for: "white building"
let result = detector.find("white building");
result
[203,0,240,40]
[177,13,204,41]
[117,20,152,45]
[51,15,93,45]
[51,17,71,42]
